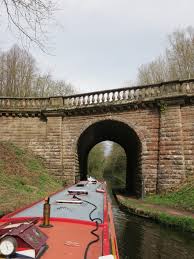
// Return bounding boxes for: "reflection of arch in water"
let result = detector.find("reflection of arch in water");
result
[77,119,142,197]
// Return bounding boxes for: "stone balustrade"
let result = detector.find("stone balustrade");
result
[64,80,194,108]
[0,97,49,110]
[0,79,193,111]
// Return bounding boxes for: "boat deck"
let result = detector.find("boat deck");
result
[0,219,103,259]
[10,182,104,222]
[0,181,108,259]
[40,220,102,259]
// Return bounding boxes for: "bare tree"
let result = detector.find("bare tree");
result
[1,0,56,50]
[137,27,194,85]
[32,73,75,97]
[0,44,36,96]
[0,45,76,97]
[167,27,194,80]
[137,56,168,85]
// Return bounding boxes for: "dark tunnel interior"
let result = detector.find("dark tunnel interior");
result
[77,120,142,196]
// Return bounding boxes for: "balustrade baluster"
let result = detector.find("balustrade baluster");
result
[76,96,79,106]
[92,94,96,104]
[25,99,28,107]
[70,97,74,106]
[96,94,100,104]
[93,94,98,104]
[110,92,113,102]
[103,93,107,103]
[151,88,156,97]
[164,85,169,95]
[140,88,145,99]
[115,91,119,101]
[87,95,90,105]
[156,87,160,96]
[101,93,105,103]
[7,99,10,107]
[186,83,191,93]
[78,97,81,106]
[79,96,83,106]
[74,97,78,106]
[73,97,76,106]
[83,96,85,105]
[90,95,93,104]
[175,83,180,93]
[112,92,116,102]
[106,92,110,102]
[118,91,123,101]
[17,99,20,107]
[37,99,40,107]
[4,99,7,107]
[117,91,120,101]
[63,97,68,107]
[123,90,127,100]
[37,99,41,108]
[85,95,89,105]
[130,89,134,100]
[88,95,91,104]
[144,88,149,98]
[133,89,137,100]
[67,98,71,107]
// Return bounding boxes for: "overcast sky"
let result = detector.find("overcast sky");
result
[1,0,194,93]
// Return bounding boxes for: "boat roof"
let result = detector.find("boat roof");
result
[11,181,104,222]
[0,181,112,259]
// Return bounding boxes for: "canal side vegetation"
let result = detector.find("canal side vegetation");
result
[88,142,194,232]
[0,142,63,217]
[116,194,194,233]
[145,177,194,213]
[88,142,126,187]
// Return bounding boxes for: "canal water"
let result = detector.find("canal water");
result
[106,178,194,259]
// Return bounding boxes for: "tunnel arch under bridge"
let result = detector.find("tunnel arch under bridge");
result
[77,119,142,196]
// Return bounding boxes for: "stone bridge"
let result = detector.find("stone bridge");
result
[0,79,194,196]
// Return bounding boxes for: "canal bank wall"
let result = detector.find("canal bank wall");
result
[114,194,194,233]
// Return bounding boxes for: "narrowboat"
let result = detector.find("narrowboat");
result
[0,179,119,259]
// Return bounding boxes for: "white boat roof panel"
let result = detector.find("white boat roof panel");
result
[12,182,105,222]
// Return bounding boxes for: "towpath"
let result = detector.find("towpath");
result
[116,195,194,219]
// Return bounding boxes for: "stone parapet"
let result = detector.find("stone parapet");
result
[0,79,193,114]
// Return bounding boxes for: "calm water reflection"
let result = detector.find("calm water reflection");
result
[106,178,194,259]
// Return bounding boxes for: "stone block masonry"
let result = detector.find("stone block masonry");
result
[158,104,185,192]
[0,79,193,195]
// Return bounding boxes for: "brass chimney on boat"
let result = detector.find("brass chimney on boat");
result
[40,197,53,228]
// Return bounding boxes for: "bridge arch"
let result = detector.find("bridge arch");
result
[77,119,142,196]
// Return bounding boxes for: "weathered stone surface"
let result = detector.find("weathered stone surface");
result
[0,79,193,195]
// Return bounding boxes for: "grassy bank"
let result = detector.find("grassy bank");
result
[0,142,63,216]
[115,178,194,232]
[116,195,194,232]
[145,178,194,213]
